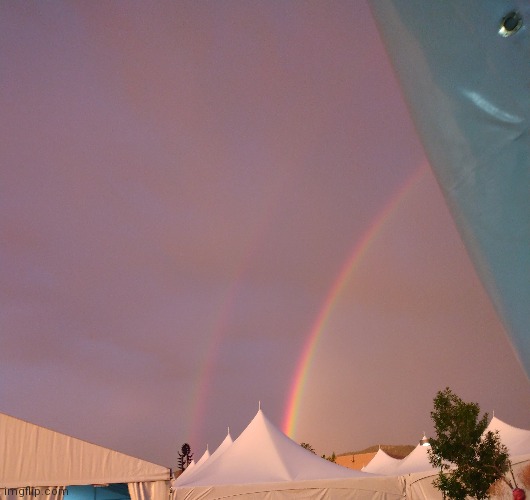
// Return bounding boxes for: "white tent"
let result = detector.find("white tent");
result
[362,448,401,475]
[362,443,435,477]
[486,416,530,457]
[399,416,530,499]
[205,429,233,462]
[174,447,210,484]
[173,409,404,499]
[173,430,233,487]
[394,444,436,476]
[0,412,170,500]
[195,447,211,468]
[174,460,195,483]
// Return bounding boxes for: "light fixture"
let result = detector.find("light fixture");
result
[420,433,430,447]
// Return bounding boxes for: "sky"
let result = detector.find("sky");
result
[1,1,530,468]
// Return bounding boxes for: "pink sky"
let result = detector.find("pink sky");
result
[1,1,529,467]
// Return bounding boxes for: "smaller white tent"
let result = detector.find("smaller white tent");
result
[362,448,401,475]
[486,416,530,457]
[173,430,233,487]
[173,409,404,499]
[174,460,195,482]
[362,443,435,477]
[207,429,233,462]
[400,416,530,499]
[195,447,211,468]
[394,444,436,476]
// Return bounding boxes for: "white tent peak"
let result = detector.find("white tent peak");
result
[394,443,436,475]
[214,429,233,455]
[362,448,401,475]
[198,446,210,463]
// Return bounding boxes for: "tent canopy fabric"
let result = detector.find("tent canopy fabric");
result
[174,431,233,486]
[175,409,366,488]
[173,409,405,499]
[363,415,530,478]
[362,448,401,475]
[176,477,406,500]
[204,430,233,464]
[402,453,530,500]
[364,416,530,498]
[0,412,170,488]
[362,445,435,477]
[394,444,435,476]
[486,416,530,457]
[195,447,210,468]
[174,459,196,482]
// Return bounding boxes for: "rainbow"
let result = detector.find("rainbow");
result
[186,176,287,446]
[282,164,427,437]
[187,285,239,446]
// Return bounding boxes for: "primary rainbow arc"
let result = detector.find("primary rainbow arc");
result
[283,165,426,437]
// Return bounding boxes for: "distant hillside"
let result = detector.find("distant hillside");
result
[339,444,415,460]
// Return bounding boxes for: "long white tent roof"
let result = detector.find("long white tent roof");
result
[0,412,170,488]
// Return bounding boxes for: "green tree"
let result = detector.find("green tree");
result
[428,387,516,499]
[177,443,194,471]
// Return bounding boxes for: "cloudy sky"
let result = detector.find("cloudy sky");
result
[2,1,529,467]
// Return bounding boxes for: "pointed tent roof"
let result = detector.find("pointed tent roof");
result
[208,429,233,461]
[394,443,435,475]
[176,409,367,487]
[486,416,530,457]
[184,460,196,473]
[362,448,401,475]
[173,459,195,482]
[0,412,170,488]
[173,429,233,486]
[195,446,211,467]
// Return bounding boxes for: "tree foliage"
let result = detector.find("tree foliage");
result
[428,387,513,499]
[322,451,336,463]
[300,442,316,454]
[177,442,194,471]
